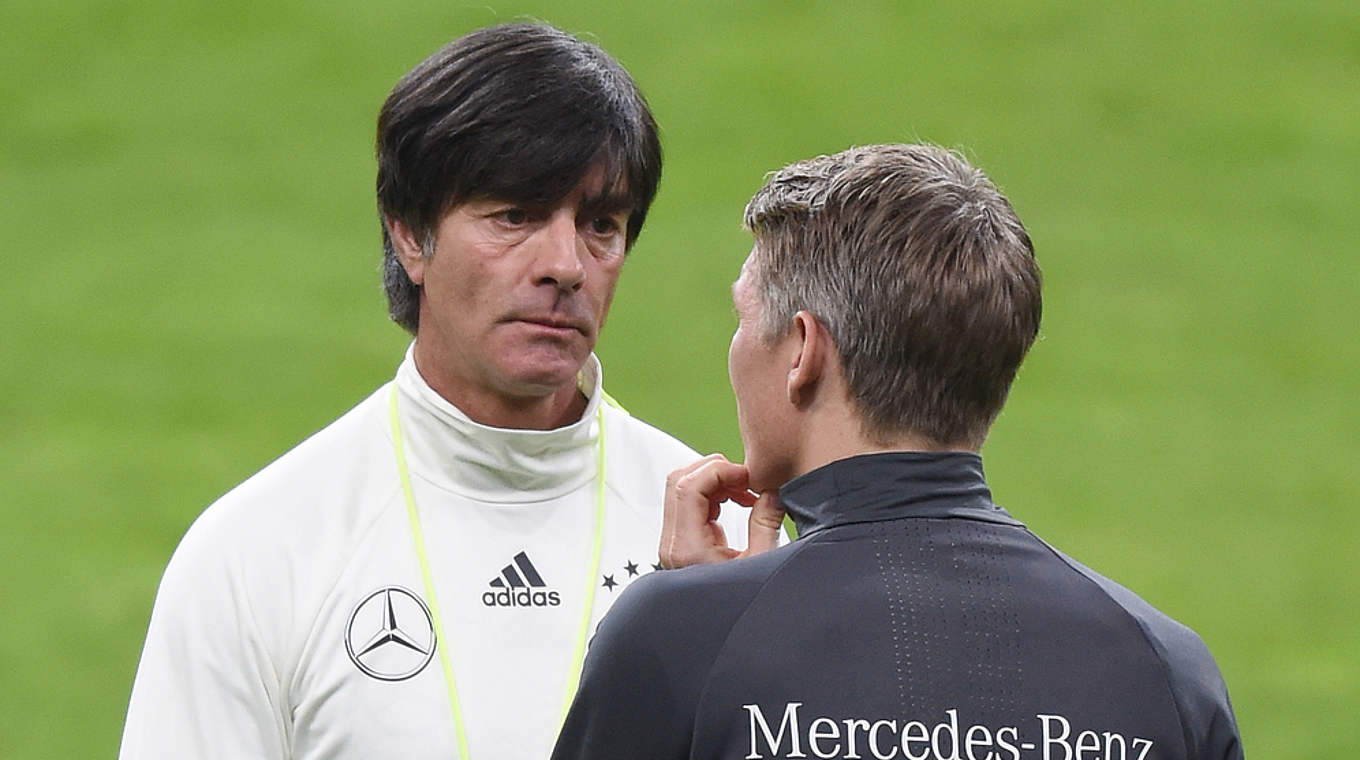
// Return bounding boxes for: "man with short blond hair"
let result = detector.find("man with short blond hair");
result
[554,144,1242,760]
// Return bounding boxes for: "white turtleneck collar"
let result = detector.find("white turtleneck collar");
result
[393,343,603,504]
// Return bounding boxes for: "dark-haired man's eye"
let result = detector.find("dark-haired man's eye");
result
[591,217,619,235]
[501,208,528,225]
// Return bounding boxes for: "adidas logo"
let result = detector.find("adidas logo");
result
[482,551,561,608]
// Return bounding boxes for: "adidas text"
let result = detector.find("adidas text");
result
[482,588,562,607]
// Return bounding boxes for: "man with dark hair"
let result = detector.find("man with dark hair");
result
[554,144,1243,760]
[119,23,760,760]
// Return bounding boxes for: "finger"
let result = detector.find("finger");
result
[710,520,729,550]
[691,458,752,503]
[670,458,747,529]
[669,452,729,480]
[742,489,786,558]
[662,454,730,560]
[661,456,730,567]
[661,457,750,568]
[724,488,758,508]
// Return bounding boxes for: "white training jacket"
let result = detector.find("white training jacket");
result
[120,348,749,759]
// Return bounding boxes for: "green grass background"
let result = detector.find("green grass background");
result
[3,0,1356,756]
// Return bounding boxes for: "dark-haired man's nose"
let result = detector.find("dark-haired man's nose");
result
[534,211,586,291]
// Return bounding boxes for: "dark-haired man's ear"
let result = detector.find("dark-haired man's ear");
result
[787,310,827,408]
[385,217,427,286]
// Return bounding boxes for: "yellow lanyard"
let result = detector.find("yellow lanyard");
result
[387,383,607,759]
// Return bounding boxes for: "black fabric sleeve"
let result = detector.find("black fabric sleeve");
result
[1051,547,1244,760]
[552,551,791,760]
[1142,613,1243,760]
[552,573,704,760]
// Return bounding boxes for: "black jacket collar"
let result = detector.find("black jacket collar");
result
[779,451,1020,538]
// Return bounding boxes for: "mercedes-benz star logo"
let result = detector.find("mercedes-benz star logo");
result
[345,586,437,681]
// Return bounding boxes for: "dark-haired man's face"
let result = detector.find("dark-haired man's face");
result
[397,167,631,427]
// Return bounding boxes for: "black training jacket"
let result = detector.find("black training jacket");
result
[553,452,1242,760]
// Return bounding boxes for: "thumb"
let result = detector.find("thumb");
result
[743,489,785,557]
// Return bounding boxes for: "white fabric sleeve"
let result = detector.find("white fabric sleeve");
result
[119,516,290,760]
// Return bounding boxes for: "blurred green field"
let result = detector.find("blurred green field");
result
[3,0,1357,757]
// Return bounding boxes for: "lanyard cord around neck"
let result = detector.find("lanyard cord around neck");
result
[387,383,607,760]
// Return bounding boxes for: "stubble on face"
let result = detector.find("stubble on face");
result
[728,250,797,492]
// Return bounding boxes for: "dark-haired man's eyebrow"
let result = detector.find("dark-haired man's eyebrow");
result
[581,192,634,217]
